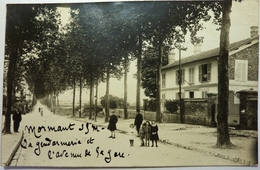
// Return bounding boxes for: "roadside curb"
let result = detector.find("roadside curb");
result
[4,130,24,167]
[158,139,253,166]
[73,118,255,166]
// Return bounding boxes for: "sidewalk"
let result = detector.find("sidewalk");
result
[1,115,24,166]
[71,116,258,166]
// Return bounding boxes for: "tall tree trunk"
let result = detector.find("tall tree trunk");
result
[79,77,82,118]
[89,73,94,120]
[50,94,54,113]
[136,34,142,113]
[31,92,35,114]
[124,57,128,119]
[105,67,110,122]
[95,81,98,122]
[72,79,76,116]
[53,93,56,114]
[57,94,60,114]
[12,81,16,101]
[179,49,184,123]
[4,40,19,134]
[216,0,234,148]
[156,44,162,122]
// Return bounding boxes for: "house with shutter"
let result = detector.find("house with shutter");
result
[161,26,258,125]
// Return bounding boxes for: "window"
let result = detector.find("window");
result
[202,91,208,98]
[189,67,194,83]
[199,63,211,82]
[189,91,194,98]
[176,92,184,99]
[176,69,185,85]
[235,60,248,82]
[162,73,166,88]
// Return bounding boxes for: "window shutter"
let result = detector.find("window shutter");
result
[199,65,202,82]
[189,67,194,83]
[235,60,248,81]
[241,61,248,81]
[181,69,185,84]
[162,73,165,88]
[189,68,191,83]
[192,68,194,83]
[202,91,207,98]
[207,63,211,81]
[162,94,165,100]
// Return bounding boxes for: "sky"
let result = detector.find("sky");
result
[0,0,259,106]
[59,0,259,105]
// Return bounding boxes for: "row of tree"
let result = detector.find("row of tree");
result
[4,1,235,147]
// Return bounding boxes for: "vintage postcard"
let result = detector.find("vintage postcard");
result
[0,0,258,169]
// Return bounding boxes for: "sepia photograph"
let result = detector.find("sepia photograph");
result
[0,0,259,169]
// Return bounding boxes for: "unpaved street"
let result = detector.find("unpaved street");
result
[10,103,242,167]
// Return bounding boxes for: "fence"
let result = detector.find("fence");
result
[113,98,211,126]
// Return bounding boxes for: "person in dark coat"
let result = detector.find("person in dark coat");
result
[40,108,43,116]
[134,112,143,135]
[13,108,22,132]
[107,111,118,139]
[150,120,159,147]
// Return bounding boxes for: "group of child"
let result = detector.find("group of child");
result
[129,120,159,147]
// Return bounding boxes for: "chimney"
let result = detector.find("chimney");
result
[250,26,258,37]
[194,43,201,55]
[168,51,175,64]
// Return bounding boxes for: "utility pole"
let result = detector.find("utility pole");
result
[179,49,184,123]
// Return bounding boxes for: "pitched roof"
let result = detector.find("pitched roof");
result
[162,35,259,70]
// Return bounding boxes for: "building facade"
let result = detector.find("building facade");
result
[161,27,258,126]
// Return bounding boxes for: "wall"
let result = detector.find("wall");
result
[113,109,137,119]
[229,42,259,81]
[114,99,211,126]
[113,109,160,121]
[183,99,210,125]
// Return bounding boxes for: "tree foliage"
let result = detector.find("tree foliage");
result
[5,2,230,138]
[4,4,60,133]
[141,46,169,97]
[165,100,179,113]
[100,95,126,109]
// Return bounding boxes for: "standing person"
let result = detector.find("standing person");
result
[134,112,143,135]
[144,121,151,147]
[139,123,146,147]
[128,123,135,147]
[107,111,118,139]
[40,108,43,116]
[13,108,22,132]
[150,120,159,147]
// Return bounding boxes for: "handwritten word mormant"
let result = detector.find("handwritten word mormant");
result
[24,123,76,138]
